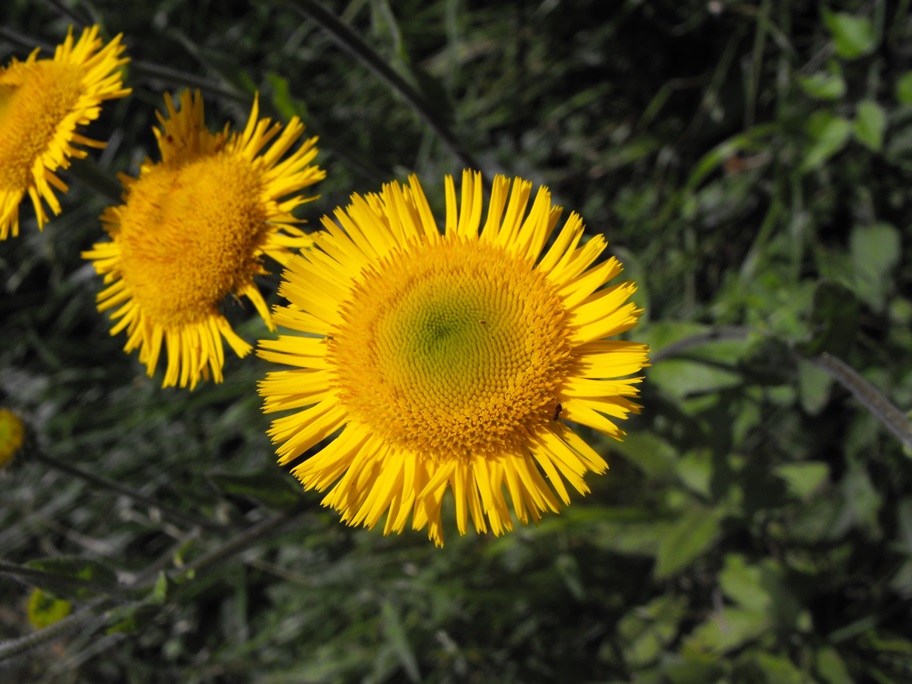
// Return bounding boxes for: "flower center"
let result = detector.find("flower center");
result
[328,238,576,460]
[0,61,83,193]
[116,155,267,327]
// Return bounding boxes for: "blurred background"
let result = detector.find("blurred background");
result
[1,0,911,682]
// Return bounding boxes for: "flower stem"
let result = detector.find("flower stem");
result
[174,502,307,580]
[30,448,228,530]
[0,596,113,662]
[0,561,125,598]
[650,329,912,453]
[130,60,248,102]
[273,0,481,172]
[0,504,307,663]
[811,352,912,453]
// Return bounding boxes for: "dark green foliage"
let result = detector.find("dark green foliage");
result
[1,0,912,682]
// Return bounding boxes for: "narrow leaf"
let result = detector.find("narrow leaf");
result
[655,508,721,578]
[823,10,877,59]
[853,100,886,151]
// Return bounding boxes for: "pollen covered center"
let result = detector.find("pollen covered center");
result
[329,238,575,459]
[0,61,84,192]
[116,155,268,327]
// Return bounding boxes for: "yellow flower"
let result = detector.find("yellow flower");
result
[0,25,130,240]
[0,408,25,468]
[258,171,648,546]
[83,90,325,389]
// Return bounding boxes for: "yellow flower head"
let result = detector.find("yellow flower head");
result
[0,408,25,468]
[0,25,130,239]
[258,171,649,546]
[83,90,326,389]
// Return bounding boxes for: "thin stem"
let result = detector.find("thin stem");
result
[744,0,771,130]
[69,158,122,203]
[0,505,308,663]
[175,502,307,580]
[135,59,393,184]
[30,448,228,531]
[44,0,93,27]
[811,352,912,453]
[130,60,248,103]
[635,326,912,454]
[0,562,123,597]
[0,596,114,662]
[0,26,52,53]
[273,0,481,172]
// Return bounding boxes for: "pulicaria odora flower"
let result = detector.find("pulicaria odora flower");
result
[258,171,649,546]
[83,91,325,389]
[0,408,25,469]
[0,25,130,239]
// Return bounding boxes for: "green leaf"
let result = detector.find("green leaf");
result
[676,449,713,498]
[801,111,852,172]
[642,322,753,400]
[662,654,726,684]
[798,281,860,357]
[816,646,853,684]
[823,10,877,59]
[774,462,830,499]
[798,360,834,415]
[610,431,678,480]
[266,73,306,121]
[149,570,171,606]
[842,460,882,536]
[381,601,420,683]
[798,71,846,101]
[618,595,688,668]
[105,605,160,635]
[896,71,912,105]
[858,630,912,658]
[682,124,776,192]
[554,553,585,601]
[773,492,852,543]
[648,357,744,399]
[850,223,901,311]
[654,508,721,578]
[25,556,119,601]
[889,558,912,596]
[210,470,304,510]
[588,508,673,556]
[853,100,886,151]
[756,652,804,683]
[719,555,802,628]
[719,554,770,612]
[687,607,770,654]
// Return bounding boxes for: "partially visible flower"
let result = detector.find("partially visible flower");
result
[83,90,325,389]
[27,588,72,629]
[0,25,130,239]
[0,408,25,468]
[258,171,649,546]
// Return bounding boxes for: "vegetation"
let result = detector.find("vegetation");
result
[1,0,911,681]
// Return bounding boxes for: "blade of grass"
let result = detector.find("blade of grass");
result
[0,503,308,663]
[130,60,248,102]
[268,0,480,172]
[30,447,229,531]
